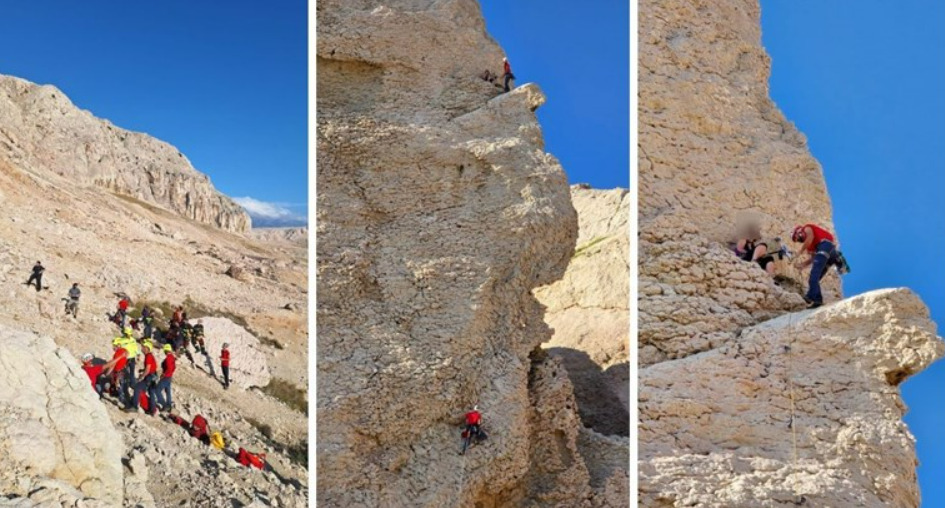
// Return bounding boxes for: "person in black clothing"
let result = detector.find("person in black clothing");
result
[26,261,44,291]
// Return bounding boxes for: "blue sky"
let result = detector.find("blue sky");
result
[0,0,307,227]
[479,1,629,190]
[761,1,945,503]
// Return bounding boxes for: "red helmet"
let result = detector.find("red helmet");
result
[791,225,806,243]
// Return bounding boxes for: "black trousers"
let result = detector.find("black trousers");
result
[27,273,42,291]
[222,365,230,388]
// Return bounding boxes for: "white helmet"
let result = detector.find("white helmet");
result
[81,353,93,363]
[473,405,479,412]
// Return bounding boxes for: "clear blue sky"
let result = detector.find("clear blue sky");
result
[761,1,945,503]
[479,1,629,190]
[0,0,307,226]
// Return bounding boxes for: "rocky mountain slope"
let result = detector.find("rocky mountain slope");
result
[639,0,943,505]
[317,1,627,506]
[0,74,249,233]
[0,76,308,504]
[535,185,629,437]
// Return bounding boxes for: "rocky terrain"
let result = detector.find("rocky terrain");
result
[535,185,629,437]
[0,75,308,505]
[639,0,943,505]
[317,1,627,506]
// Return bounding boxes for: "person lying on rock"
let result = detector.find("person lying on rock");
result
[791,223,849,309]
[734,223,788,276]
[25,261,44,292]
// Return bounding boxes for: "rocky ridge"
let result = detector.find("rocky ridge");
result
[0,74,250,233]
[317,0,626,506]
[639,0,943,505]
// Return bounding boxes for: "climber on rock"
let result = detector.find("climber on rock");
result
[220,342,231,389]
[193,319,207,355]
[25,261,44,292]
[791,223,849,309]
[154,344,176,412]
[460,405,488,455]
[127,342,158,415]
[502,57,515,93]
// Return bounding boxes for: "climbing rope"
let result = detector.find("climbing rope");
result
[784,311,806,505]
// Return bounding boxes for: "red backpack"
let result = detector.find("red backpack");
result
[238,448,266,470]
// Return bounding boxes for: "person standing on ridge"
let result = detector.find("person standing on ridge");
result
[66,283,81,317]
[502,57,515,93]
[26,261,44,292]
[154,344,176,412]
[220,343,231,389]
[791,223,848,309]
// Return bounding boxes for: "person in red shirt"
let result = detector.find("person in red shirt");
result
[127,343,159,414]
[154,344,176,412]
[101,340,129,403]
[791,223,848,309]
[116,298,130,328]
[220,343,231,390]
[460,405,488,455]
[80,353,106,397]
[502,57,515,93]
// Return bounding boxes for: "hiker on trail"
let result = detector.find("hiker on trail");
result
[221,343,231,390]
[26,261,44,292]
[502,57,515,93]
[65,283,81,317]
[127,343,158,415]
[80,353,107,397]
[101,340,130,404]
[154,344,176,412]
[460,405,488,455]
[791,224,849,309]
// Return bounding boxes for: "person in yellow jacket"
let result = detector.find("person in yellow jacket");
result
[117,327,139,403]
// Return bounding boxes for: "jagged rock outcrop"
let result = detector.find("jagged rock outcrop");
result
[639,0,944,506]
[317,1,622,506]
[535,185,629,436]
[0,325,124,504]
[640,289,943,506]
[0,74,250,233]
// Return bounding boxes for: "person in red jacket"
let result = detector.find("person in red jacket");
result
[127,343,158,415]
[220,343,231,390]
[80,353,106,397]
[502,57,515,92]
[791,223,848,309]
[101,340,129,403]
[460,405,488,455]
[154,344,176,412]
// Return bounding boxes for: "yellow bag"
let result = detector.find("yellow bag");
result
[210,431,225,450]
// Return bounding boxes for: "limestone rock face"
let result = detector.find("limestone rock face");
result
[535,186,629,436]
[0,74,250,233]
[639,0,840,368]
[639,0,944,505]
[0,325,124,504]
[248,227,309,246]
[316,1,629,506]
[640,290,943,506]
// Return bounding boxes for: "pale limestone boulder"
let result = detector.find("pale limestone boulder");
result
[640,289,943,507]
[0,325,124,504]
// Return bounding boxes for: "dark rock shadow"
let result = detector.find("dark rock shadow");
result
[546,347,629,437]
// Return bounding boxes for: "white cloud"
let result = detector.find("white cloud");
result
[233,196,307,227]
